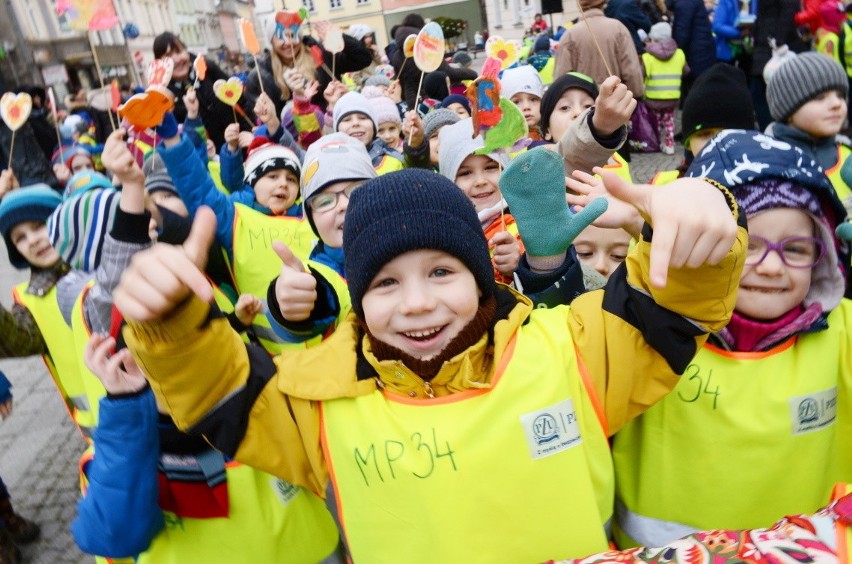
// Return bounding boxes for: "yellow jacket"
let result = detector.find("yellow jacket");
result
[125,224,746,498]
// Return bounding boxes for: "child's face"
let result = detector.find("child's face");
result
[338,112,375,146]
[736,208,816,320]
[546,88,594,142]
[69,154,94,174]
[377,121,401,148]
[573,225,631,278]
[253,168,300,215]
[428,129,443,165]
[454,154,502,213]
[308,180,361,248]
[10,220,60,269]
[510,92,542,129]
[361,249,481,360]
[788,89,847,138]
[686,128,722,156]
[446,103,470,119]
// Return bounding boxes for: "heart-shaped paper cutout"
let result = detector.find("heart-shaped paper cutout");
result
[403,34,417,58]
[213,78,244,106]
[0,92,33,132]
[325,24,344,54]
[193,56,208,81]
[118,89,175,130]
[147,58,174,89]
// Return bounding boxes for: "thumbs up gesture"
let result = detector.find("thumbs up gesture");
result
[272,241,317,322]
[115,207,217,321]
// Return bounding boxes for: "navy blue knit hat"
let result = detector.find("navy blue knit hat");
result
[343,169,496,318]
[0,185,63,269]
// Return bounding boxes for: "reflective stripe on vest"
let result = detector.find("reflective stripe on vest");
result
[320,307,612,562]
[231,203,317,354]
[641,50,686,100]
[14,282,94,440]
[613,300,852,548]
[71,282,107,428]
[650,169,680,185]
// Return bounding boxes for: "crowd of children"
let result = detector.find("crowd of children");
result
[0,9,852,563]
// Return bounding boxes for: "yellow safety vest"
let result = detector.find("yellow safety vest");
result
[208,161,229,195]
[612,300,852,548]
[79,449,340,562]
[70,283,107,427]
[817,29,842,64]
[602,152,633,182]
[650,169,680,185]
[231,203,317,354]
[826,144,852,204]
[374,154,405,176]
[539,57,556,86]
[13,283,93,440]
[321,307,612,562]
[843,21,852,77]
[832,483,852,563]
[641,49,687,100]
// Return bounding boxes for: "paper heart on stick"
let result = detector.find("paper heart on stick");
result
[147,58,174,89]
[239,18,261,55]
[193,56,208,81]
[324,24,344,53]
[0,92,32,132]
[414,22,445,72]
[118,89,175,130]
[213,78,244,106]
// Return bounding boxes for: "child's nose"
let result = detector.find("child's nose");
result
[399,283,437,314]
[755,249,786,274]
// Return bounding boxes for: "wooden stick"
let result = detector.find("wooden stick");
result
[254,55,266,97]
[331,52,336,83]
[407,70,426,145]
[7,131,16,171]
[232,106,238,124]
[576,0,613,76]
[88,31,118,131]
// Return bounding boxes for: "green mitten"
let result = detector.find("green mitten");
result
[499,147,608,257]
[837,222,852,242]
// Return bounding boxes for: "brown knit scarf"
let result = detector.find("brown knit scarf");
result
[361,294,498,379]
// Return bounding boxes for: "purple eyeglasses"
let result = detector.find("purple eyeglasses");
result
[745,236,825,268]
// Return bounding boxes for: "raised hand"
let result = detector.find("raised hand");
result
[402,110,424,148]
[566,169,643,237]
[490,230,521,277]
[183,88,200,120]
[235,293,263,327]
[0,169,19,199]
[272,241,317,322]
[591,76,636,137]
[114,207,217,322]
[101,129,144,189]
[224,122,240,152]
[84,333,148,395]
[597,168,738,288]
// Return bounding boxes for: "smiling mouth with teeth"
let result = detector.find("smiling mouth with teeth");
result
[403,326,444,341]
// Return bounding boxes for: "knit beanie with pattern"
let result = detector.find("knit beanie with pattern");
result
[766,52,848,122]
[0,185,62,269]
[47,186,120,272]
[344,168,496,318]
[243,137,301,187]
[333,91,378,133]
[681,63,755,145]
[539,71,598,137]
[422,108,461,139]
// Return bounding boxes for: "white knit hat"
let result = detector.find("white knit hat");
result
[333,91,378,132]
[500,65,544,100]
[243,137,302,186]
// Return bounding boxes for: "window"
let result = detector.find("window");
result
[356,0,369,5]
[329,0,342,9]
[302,0,317,12]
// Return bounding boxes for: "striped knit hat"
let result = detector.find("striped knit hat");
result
[47,186,119,272]
[766,52,848,122]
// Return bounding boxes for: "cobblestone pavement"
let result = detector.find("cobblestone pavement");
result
[0,137,682,563]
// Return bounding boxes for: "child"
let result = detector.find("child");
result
[52,146,95,186]
[404,108,462,170]
[115,152,746,562]
[641,22,688,155]
[766,52,852,213]
[332,91,405,174]
[651,63,756,184]
[501,65,546,141]
[441,94,471,118]
[368,95,403,151]
[527,34,555,85]
[266,133,376,345]
[611,129,851,548]
[438,118,522,283]
[571,224,633,279]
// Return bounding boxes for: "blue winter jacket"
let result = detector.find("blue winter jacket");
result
[712,0,742,62]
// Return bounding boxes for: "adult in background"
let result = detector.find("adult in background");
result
[348,23,386,86]
[246,12,372,118]
[389,14,478,108]
[153,32,254,151]
[604,0,652,54]
[666,0,716,98]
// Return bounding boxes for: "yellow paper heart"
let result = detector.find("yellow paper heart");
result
[0,92,33,132]
[213,78,244,107]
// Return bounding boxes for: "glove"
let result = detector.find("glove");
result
[155,112,179,139]
[837,221,852,242]
[499,148,607,257]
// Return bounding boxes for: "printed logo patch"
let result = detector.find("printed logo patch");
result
[790,387,837,435]
[270,477,301,506]
[520,399,582,459]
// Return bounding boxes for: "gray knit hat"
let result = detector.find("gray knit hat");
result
[364,75,391,88]
[422,108,461,140]
[438,117,511,182]
[333,91,378,133]
[766,52,848,122]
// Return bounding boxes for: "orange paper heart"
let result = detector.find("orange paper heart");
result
[213,78,244,107]
[147,58,174,89]
[118,89,175,130]
[0,92,32,132]
[193,56,208,81]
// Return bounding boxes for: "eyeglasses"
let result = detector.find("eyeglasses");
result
[307,182,362,213]
[745,235,825,268]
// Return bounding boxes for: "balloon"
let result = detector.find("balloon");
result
[213,78,244,106]
[414,22,445,72]
[0,93,32,132]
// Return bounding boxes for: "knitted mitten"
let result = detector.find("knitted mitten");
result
[837,221,852,242]
[155,112,179,139]
[499,148,607,259]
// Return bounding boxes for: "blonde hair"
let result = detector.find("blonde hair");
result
[270,42,321,103]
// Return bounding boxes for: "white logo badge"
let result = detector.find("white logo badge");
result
[790,387,837,435]
[520,399,582,460]
[270,477,301,506]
